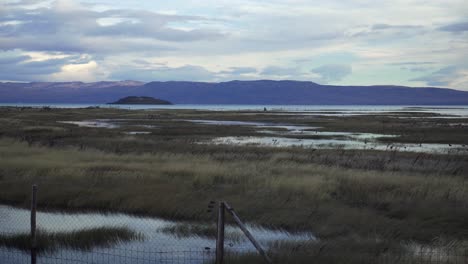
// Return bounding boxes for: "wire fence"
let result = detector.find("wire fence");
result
[0,248,215,264]
[0,186,467,264]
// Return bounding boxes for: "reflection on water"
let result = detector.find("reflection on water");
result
[259,129,396,139]
[58,120,158,130]
[65,118,464,154]
[58,120,120,129]
[0,205,314,264]
[185,119,321,131]
[186,119,395,139]
[124,131,152,135]
[209,136,468,154]
[186,119,468,154]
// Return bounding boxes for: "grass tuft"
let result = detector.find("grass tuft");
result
[0,227,143,253]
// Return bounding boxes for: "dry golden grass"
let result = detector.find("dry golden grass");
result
[1,107,467,259]
[0,139,467,244]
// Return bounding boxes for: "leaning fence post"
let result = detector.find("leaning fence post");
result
[223,202,272,264]
[31,184,37,264]
[216,201,225,264]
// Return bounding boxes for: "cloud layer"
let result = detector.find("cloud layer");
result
[1,0,467,90]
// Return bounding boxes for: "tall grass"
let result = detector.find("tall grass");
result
[0,227,142,253]
[223,239,468,264]
[0,139,467,245]
[0,107,467,258]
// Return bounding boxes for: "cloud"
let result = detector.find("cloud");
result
[401,66,431,72]
[350,22,427,40]
[371,24,423,30]
[0,54,31,64]
[438,22,468,33]
[311,64,352,83]
[0,51,100,81]
[387,62,436,66]
[410,66,468,88]
[4,0,44,7]
[261,66,301,76]
[87,9,225,41]
[0,0,467,88]
[110,65,217,82]
[51,60,104,82]
[89,24,223,41]
[387,61,436,73]
[220,67,257,75]
[0,0,224,54]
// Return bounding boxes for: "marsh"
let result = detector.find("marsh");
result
[0,106,467,263]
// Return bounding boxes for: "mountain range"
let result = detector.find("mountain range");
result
[1,80,467,105]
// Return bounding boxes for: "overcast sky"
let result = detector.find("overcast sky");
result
[1,0,467,89]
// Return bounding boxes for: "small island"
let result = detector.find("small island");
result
[108,96,172,105]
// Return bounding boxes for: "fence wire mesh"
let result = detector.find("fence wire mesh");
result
[0,186,467,264]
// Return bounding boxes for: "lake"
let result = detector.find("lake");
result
[1,103,468,116]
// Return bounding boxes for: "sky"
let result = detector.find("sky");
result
[1,0,468,90]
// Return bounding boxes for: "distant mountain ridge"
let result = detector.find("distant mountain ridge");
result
[1,80,467,105]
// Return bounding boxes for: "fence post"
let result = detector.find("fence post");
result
[224,202,272,264]
[216,201,225,264]
[31,184,37,264]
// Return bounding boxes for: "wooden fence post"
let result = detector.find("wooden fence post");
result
[216,201,225,264]
[31,184,37,264]
[224,202,272,264]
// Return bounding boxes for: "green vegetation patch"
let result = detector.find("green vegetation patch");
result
[0,227,143,253]
[160,223,244,241]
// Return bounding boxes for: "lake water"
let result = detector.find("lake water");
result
[1,103,468,116]
[0,205,314,264]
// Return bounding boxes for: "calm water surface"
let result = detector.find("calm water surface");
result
[1,103,468,116]
[0,205,314,264]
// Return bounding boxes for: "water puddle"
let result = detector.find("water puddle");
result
[186,120,268,126]
[187,119,467,154]
[58,120,120,129]
[124,131,152,135]
[187,119,411,148]
[447,123,468,127]
[209,136,468,154]
[259,129,395,139]
[0,205,314,263]
[185,119,321,132]
[58,120,158,130]
[185,119,398,139]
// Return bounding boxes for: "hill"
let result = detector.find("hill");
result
[108,96,172,105]
[1,80,467,105]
